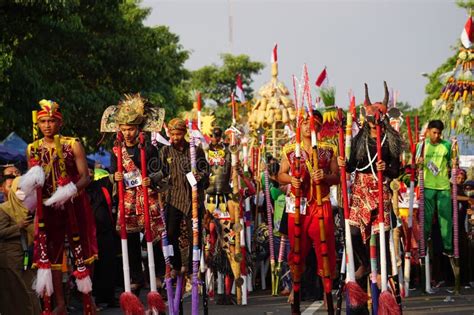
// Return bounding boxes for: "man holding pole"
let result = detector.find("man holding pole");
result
[278,109,339,311]
[110,94,166,299]
[26,100,98,314]
[159,118,209,283]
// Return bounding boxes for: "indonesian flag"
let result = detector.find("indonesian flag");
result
[315,67,328,87]
[271,43,278,63]
[235,74,246,103]
[461,16,473,48]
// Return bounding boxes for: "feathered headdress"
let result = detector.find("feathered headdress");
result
[100,93,165,133]
[37,99,62,121]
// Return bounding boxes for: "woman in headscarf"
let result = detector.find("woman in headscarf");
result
[0,175,40,315]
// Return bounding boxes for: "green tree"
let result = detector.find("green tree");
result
[0,0,189,151]
[189,53,264,126]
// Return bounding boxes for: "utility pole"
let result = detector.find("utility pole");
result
[228,0,233,53]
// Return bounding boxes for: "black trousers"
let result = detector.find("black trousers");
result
[165,204,203,270]
[127,231,166,285]
[93,231,117,304]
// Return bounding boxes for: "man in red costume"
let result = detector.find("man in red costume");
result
[278,109,339,302]
[26,100,97,314]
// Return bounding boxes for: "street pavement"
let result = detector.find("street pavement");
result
[71,285,474,314]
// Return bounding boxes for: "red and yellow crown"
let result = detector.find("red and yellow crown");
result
[37,99,62,121]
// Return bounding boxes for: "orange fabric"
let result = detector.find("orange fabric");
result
[287,200,337,278]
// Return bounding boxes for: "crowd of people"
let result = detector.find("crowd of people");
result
[0,91,473,315]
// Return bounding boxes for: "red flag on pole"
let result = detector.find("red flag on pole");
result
[235,74,246,103]
[271,44,278,63]
[461,16,473,48]
[315,67,327,87]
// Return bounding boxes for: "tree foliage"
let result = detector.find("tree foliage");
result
[0,0,189,151]
[189,53,264,127]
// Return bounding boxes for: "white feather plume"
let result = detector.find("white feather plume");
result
[19,166,45,195]
[44,182,77,207]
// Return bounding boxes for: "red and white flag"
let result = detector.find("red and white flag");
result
[315,67,328,87]
[235,74,246,103]
[271,43,278,63]
[461,16,473,48]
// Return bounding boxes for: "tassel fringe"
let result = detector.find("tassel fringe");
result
[345,281,369,308]
[76,275,93,294]
[33,268,54,297]
[147,291,166,313]
[378,291,400,315]
[120,292,145,315]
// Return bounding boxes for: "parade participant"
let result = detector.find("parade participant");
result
[85,165,117,310]
[337,84,402,311]
[110,94,166,297]
[27,100,98,314]
[0,165,21,202]
[206,127,232,222]
[1,164,21,177]
[0,175,40,315]
[278,109,340,306]
[159,118,209,277]
[417,120,453,257]
[205,126,234,304]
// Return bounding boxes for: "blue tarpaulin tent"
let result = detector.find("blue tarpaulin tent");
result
[87,148,111,169]
[0,144,26,164]
[0,132,28,155]
[0,133,27,168]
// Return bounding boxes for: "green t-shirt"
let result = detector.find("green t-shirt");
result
[419,139,451,190]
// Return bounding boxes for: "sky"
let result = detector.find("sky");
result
[141,0,467,108]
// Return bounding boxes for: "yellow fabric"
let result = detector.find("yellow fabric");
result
[0,177,34,245]
[27,136,77,190]
[399,207,409,218]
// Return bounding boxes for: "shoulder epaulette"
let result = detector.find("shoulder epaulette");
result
[318,141,337,153]
[282,142,296,156]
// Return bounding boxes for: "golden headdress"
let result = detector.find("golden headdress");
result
[100,93,165,133]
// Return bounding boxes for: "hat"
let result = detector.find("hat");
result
[115,94,146,126]
[168,118,187,132]
[211,127,223,137]
[37,99,62,121]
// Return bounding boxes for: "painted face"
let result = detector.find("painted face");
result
[428,127,442,144]
[38,117,61,137]
[170,129,186,145]
[119,124,139,145]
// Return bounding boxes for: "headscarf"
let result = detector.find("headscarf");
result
[168,118,187,132]
[0,177,34,245]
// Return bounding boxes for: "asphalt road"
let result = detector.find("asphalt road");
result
[70,285,474,314]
